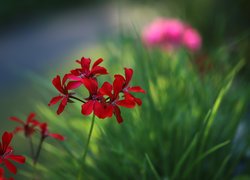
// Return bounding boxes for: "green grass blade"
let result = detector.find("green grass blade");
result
[171,134,198,179]
[213,154,232,180]
[202,60,245,147]
[145,153,161,180]
[183,140,230,177]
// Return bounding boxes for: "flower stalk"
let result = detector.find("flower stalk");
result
[82,113,96,162]
[33,138,44,165]
[29,136,35,159]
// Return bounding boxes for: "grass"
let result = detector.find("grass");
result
[18,34,250,179]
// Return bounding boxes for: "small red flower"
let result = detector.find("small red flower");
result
[68,57,108,89]
[0,132,25,174]
[9,113,40,137]
[48,74,75,115]
[81,79,112,119]
[115,68,145,105]
[99,77,137,123]
[39,123,64,141]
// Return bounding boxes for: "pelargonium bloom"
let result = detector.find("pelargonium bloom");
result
[99,76,140,123]
[115,68,145,105]
[48,74,75,115]
[68,57,108,89]
[39,123,65,141]
[0,132,25,174]
[49,56,145,124]
[81,79,112,119]
[9,113,40,137]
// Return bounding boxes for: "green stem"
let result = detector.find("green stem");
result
[33,137,44,165]
[145,153,161,180]
[69,95,86,103]
[78,114,96,179]
[29,136,34,159]
[82,114,96,161]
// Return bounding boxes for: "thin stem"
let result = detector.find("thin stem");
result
[78,114,96,179]
[33,137,44,165]
[145,153,161,180]
[29,137,34,159]
[69,95,86,103]
[82,114,96,161]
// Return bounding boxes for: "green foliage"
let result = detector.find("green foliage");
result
[28,36,249,179]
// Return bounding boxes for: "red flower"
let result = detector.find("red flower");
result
[114,68,145,105]
[81,79,112,119]
[99,76,137,123]
[68,57,108,89]
[39,123,65,141]
[0,168,13,180]
[9,113,40,137]
[0,132,25,174]
[48,74,75,115]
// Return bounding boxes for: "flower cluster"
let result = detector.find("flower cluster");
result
[0,113,65,179]
[10,113,64,142]
[0,132,25,180]
[142,18,202,52]
[49,57,145,123]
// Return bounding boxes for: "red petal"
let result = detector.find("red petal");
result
[52,75,64,94]
[124,68,133,85]
[113,75,125,97]
[80,57,91,71]
[82,79,98,95]
[125,93,142,106]
[91,66,108,76]
[116,99,136,108]
[92,58,103,68]
[8,155,25,164]
[99,82,113,97]
[4,160,16,174]
[81,100,95,116]
[39,123,48,135]
[0,167,4,176]
[67,73,82,81]
[104,105,114,118]
[113,106,123,123]
[48,96,63,106]
[57,97,68,115]
[67,81,82,90]
[128,86,146,93]
[30,120,41,126]
[9,117,24,125]
[27,113,36,123]
[13,127,24,134]
[94,102,113,118]
[49,133,65,141]
[133,97,142,106]
[62,74,71,85]
[2,132,13,153]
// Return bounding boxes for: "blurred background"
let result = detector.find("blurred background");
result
[0,0,249,131]
[0,0,249,179]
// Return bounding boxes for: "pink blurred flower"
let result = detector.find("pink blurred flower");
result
[182,27,202,51]
[142,18,166,45]
[163,19,184,44]
[142,18,202,52]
